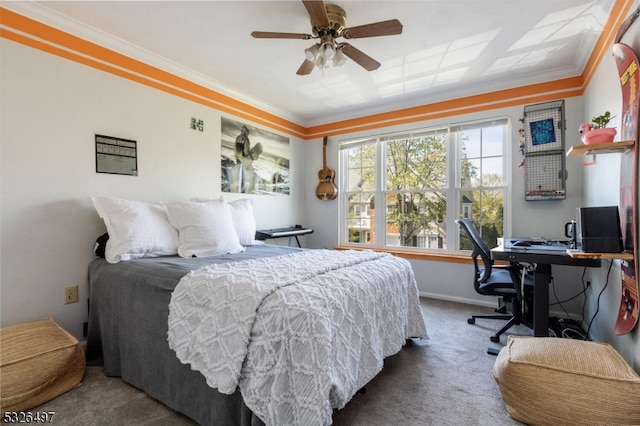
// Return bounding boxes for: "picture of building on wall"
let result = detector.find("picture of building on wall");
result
[221,117,290,195]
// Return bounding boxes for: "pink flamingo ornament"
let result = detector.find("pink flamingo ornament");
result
[579,122,616,145]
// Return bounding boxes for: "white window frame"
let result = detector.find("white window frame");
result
[338,117,511,252]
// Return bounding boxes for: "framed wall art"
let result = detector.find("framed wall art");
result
[220,117,290,195]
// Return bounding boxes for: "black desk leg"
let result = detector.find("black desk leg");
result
[533,264,551,337]
[294,236,301,248]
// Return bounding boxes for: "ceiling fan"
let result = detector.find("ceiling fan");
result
[251,0,403,75]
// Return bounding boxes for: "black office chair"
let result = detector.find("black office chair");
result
[456,219,528,344]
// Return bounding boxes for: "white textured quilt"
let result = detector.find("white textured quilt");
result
[168,249,427,426]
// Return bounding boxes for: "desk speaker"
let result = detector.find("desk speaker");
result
[576,206,623,253]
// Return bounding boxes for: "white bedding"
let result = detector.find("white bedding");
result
[168,249,427,426]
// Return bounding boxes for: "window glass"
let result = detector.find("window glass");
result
[339,118,508,251]
[346,142,376,192]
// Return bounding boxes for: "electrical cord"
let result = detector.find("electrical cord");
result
[562,327,587,339]
[585,260,614,340]
[581,267,588,326]
[524,264,597,340]
[518,262,536,315]
[529,261,613,341]
[549,288,588,306]
[550,273,574,321]
[549,268,590,307]
[547,267,593,340]
[547,319,588,339]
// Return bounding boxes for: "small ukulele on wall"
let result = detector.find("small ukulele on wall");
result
[316,136,338,200]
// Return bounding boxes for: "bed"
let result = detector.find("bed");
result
[85,197,427,426]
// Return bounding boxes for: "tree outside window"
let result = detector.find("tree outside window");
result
[457,123,506,250]
[340,118,508,251]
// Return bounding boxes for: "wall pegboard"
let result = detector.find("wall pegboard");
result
[524,153,566,200]
[522,100,566,200]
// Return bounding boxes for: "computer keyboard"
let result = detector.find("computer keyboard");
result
[504,237,569,252]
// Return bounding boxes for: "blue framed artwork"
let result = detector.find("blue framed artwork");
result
[529,118,556,146]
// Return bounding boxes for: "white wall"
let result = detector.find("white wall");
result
[0,39,306,338]
[303,98,589,313]
[580,17,640,369]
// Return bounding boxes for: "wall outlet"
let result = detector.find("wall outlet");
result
[64,285,79,304]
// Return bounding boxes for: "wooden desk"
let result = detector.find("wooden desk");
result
[255,227,313,247]
[491,246,601,337]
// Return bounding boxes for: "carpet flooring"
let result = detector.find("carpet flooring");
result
[33,297,531,425]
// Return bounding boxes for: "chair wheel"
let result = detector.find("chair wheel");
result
[467,318,475,325]
[490,335,500,343]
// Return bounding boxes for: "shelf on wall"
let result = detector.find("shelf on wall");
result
[566,140,635,157]
[567,249,634,260]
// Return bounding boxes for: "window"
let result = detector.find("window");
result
[339,118,509,251]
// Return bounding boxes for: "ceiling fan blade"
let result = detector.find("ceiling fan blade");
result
[343,19,403,39]
[341,44,381,71]
[251,31,312,39]
[302,0,330,28]
[296,59,315,75]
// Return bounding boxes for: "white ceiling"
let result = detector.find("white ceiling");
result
[6,1,617,127]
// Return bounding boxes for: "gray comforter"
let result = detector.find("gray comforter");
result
[86,245,302,426]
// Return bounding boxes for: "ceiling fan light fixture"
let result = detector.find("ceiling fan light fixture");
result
[315,55,328,69]
[305,44,320,61]
[333,47,347,67]
[305,41,346,70]
[320,42,336,60]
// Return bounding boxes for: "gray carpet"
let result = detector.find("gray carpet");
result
[34,298,530,425]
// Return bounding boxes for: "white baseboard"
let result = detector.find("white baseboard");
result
[419,291,581,319]
[418,291,499,309]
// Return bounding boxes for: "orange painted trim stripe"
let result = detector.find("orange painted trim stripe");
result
[0,8,306,138]
[0,0,631,140]
[1,27,307,139]
[582,0,633,88]
[307,89,585,139]
[306,78,584,137]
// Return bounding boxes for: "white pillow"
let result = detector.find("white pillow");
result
[227,198,258,246]
[91,197,179,263]
[163,200,245,258]
[191,197,258,246]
